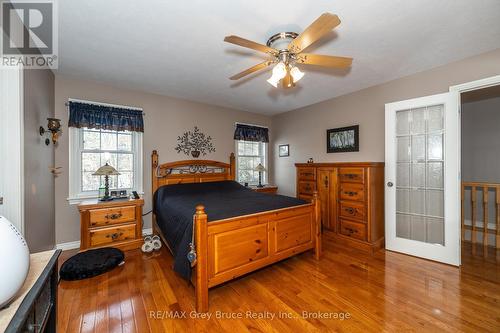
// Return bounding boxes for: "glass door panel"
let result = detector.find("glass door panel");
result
[395,105,444,245]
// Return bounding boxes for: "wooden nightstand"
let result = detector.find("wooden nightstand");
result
[78,198,144,251]
[250,185,278,194]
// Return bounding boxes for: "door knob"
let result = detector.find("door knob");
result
[387,182,394,187]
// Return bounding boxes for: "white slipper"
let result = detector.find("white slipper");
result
[141,240,154,253]
[152,235,162,251]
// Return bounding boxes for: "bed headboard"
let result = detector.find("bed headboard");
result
[151,150,235,195]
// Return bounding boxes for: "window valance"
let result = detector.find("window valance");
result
[68,101,144,132]
[233,124,269,143]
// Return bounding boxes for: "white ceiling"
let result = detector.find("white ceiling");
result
[56,0,500,115]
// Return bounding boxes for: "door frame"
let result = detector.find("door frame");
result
[449,75,500,262]
[450,75,500,95]
[385,92,461,266]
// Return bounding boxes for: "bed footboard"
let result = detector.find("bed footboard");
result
[193,192,321,312]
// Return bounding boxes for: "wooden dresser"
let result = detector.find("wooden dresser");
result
[296,162,384,253]
[78,199,144,251]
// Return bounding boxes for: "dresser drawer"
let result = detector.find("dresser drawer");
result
[297,167,316,181]
[89,206,136,227]
[298,194,313,202]
[298,181,316,195]
[339,219,367,241]
[338,168,365,184]
[339,201,366,222]
[339,183,365,202]
[90,224,136,247]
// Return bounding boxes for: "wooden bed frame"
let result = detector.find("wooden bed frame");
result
[151,150,321,312]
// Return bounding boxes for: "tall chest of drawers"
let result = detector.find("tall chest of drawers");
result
[296,163,384,253]
[78,199,144,251]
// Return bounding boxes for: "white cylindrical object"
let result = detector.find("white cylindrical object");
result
[0,216,30,308]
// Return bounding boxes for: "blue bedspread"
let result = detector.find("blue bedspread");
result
[153,181,307,280]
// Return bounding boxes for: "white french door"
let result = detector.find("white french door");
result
[0,65,24,234]
[385,92,460,265]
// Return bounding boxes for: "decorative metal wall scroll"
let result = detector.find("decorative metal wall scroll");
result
[175,126,216,158]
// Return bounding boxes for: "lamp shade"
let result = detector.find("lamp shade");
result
[92,163,120,176]
[254,163,266,172]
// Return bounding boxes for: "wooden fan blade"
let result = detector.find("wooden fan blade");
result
[296,53,352,68]
[229,61,273,80]
[288,13,341,53]
[224,35,277,55]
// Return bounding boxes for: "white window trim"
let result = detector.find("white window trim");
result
[234,140,268,185]
[67,127,143,204]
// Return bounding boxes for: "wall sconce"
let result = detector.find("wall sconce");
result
[39,118,62,145]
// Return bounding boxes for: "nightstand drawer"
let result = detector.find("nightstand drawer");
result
[89,206,136,227]
[90,224,136,247]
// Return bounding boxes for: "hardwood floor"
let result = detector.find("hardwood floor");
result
[58,232,500,332]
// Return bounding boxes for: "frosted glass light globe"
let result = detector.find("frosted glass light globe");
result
[0,216,30,308]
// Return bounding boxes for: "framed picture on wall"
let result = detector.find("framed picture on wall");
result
[327,125,359,153]
[279,144,289,157]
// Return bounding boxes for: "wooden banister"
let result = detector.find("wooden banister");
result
[462,181,500,255]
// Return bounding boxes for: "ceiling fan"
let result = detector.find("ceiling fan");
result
[224,13,353,89]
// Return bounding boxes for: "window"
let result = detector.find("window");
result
[235,140,267,184]
[68,127,143,203]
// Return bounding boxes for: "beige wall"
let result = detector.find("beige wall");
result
[272,49,500,196]
[461,97,500,182]
[23,69,55,252]
[54,75,271,244]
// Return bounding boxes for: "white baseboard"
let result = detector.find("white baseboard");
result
[56,240,80,251]
[56,227,153,251]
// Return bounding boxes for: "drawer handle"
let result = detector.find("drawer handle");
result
[302,172,314,177]
[106,213,122,220]
[345,174,357,179]
[344,191,357,197]
[106,232,124,240]
[305,184,312,191]
[345,207,355,214]
[344,227,358,234]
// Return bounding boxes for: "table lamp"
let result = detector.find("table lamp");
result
[254,163,266,188]
[93,163,120,201]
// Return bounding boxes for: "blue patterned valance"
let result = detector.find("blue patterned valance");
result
[234,124,269,143]
[68,101,144,132]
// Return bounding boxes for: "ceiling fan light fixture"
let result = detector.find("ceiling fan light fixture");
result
[272,62,287,79]
[266,62,287,87]
[290,66,304,83]
[224,13,352,90]
[266,76,280,88]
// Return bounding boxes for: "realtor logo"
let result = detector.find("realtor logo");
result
[1,0,58,68]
